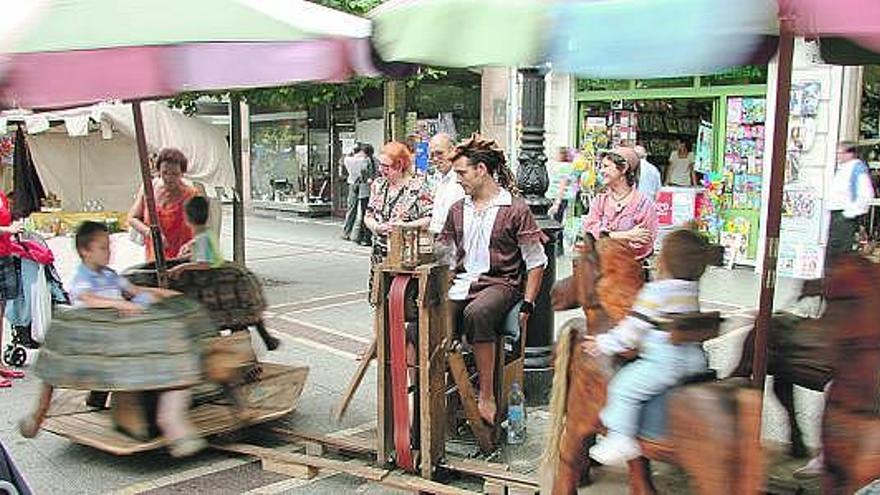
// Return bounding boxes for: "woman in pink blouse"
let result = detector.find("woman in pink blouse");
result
[582,147,658,261]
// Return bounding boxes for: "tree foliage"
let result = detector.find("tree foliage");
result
[167,0,443,115]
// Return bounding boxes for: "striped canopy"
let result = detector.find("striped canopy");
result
[370,0,880,75]
[0,0,384,109]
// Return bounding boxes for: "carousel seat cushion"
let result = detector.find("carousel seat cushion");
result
[501,301,523,357]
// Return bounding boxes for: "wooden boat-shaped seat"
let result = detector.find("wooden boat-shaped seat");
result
[23,295,309,455]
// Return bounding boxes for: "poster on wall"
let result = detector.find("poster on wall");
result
[790,81,821,117]
[655,188,700,228]
[695,121,713,173]
[778,185,824,279]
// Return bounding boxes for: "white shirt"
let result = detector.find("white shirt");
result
[638,159,662,199]
[667,151,694,186]
[828,158,875,218]
[429,169,465,234]
[448,189,548,300]
[596,279,700,354]
[344,156,367,186]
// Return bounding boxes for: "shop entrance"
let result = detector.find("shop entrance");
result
[576,81,768,264]
[579,98,714,181]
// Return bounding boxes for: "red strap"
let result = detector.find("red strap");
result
[388,274,413,471]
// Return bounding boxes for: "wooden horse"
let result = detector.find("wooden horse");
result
[730,291,832,459]
[817,255,880,494]
[541,236,762,495]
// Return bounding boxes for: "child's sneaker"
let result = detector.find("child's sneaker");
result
[589,432,641,467]
[169,435,207,458]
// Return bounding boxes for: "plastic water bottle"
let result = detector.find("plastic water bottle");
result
[507,382,526,445]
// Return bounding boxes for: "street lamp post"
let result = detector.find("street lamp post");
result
[516,67,560,406]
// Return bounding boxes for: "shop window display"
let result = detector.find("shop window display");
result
[249,117,308,203]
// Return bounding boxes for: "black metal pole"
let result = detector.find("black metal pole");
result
[230,95,246,264]
[517,67,560,406]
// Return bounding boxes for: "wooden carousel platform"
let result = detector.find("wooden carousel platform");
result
[41,363,308,456]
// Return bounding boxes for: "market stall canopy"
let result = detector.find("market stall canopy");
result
[370,0,879,77]
[369,0,778,77]
[778,0,880,65]
[0,0,390,109]
[780,0,880,52]
[4,102,234,212]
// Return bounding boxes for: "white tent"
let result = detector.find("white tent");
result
[8,101,234,212]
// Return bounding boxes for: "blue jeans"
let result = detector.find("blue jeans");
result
[601,336,707,437]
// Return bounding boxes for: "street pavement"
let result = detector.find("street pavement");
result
[0,208,824,494]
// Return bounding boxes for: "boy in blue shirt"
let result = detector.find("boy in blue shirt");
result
[72,221,205,457]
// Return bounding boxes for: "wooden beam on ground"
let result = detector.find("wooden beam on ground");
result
[212,442,478,494]
[212,442,385,481]
[441,458,539,489]
[265,427,376,456]
[380,473,479,495]
[262,458,317,480]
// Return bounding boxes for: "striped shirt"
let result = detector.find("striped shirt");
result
[596,278,699,355]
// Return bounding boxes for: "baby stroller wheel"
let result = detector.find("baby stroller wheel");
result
[4,346,27,367]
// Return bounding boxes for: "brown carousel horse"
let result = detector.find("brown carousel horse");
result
[816,255,880,494]
[541,235,763,495]
[730,289,832,459]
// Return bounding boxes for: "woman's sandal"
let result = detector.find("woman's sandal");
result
[0,368,24,379]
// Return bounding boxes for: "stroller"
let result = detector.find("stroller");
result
[0,439,30,495]
[2,232,68,368]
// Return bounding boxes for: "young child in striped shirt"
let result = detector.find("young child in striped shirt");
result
[583,228,719,466]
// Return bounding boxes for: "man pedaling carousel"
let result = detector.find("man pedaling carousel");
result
[435,134,548,425]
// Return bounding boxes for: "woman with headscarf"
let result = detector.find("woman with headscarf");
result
[582,147,658,263]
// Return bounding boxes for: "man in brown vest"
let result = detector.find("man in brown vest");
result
[437,134,547,425]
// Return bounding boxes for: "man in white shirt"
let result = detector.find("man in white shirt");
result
[428,133,465,234]
[634,145,661,200]
[826,141,874,265]
[436,134,548,425]
[342,145,368,241]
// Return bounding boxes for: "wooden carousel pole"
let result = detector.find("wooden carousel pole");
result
[131,101,168,288]
[752,21,795,393]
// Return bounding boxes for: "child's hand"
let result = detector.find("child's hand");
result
[117,301,145,316]
[177,242,193,258]
[582,335,602,357]
[155,288,179,299]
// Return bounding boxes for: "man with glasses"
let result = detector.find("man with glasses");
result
[428,133,465,234]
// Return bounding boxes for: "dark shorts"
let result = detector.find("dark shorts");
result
[450,284,521,344]
[0,256,21,301]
